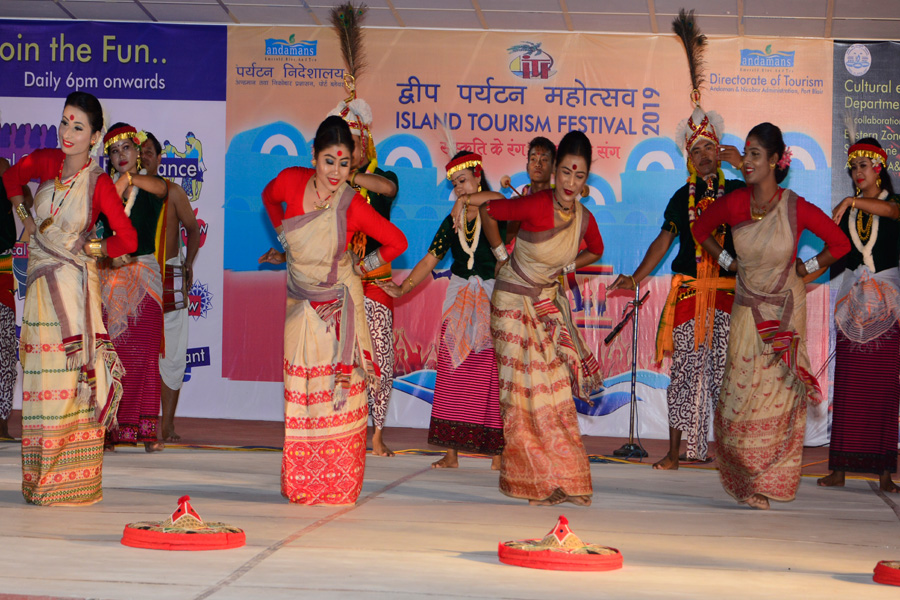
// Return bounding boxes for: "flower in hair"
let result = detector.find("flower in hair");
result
[777,147,792,170]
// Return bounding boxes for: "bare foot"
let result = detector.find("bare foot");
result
[529,488,567,506]
[566,494,592,506]
[431,451,458,469]
[653,453,679,470]
[817,471,845,487]
[144,441,165,453]
[743,494,770,510]
[880,474,899,493]
[491,455,501,470]
[371,429,394,457]
[160,428,181,443]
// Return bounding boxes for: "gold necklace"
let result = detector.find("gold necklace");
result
[464,215,477,244]
[554,197,574,221]
[312,179,332,210]
[857,210,874,241]
[750,188,780,221]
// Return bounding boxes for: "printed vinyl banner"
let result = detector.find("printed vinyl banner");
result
[0,20,226,420]
[224,27,835,443]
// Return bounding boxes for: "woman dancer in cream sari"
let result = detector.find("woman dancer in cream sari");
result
[693,123,849,509]
[2,92,137,505]
[260,116,406,505]
[480,131,605,506]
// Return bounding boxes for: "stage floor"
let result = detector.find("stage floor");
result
[1,419,899,599]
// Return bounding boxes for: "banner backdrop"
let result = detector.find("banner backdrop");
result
[224,27,835,443]
[830,42,900,443]
[0,20,227,419]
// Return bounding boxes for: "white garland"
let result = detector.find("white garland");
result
[848,189,888,273]
[112,168,146,217]
[457,210,481,270]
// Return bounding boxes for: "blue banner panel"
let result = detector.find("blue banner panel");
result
[0,20,226,101]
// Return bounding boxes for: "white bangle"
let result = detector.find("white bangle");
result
[804,256,820,274]
[717,249,734,270]
[563,262,576,274]
[492,244,509,262]
[362,251,381,273]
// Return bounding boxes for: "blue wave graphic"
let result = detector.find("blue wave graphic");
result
[393,368,668,417]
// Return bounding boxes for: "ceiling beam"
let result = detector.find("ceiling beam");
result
[300,0,322,26]
[132,0,158,22]
[471,0,488,30]
[647,0,657,34]
[214,0,240,24]
[737,0,745,36]
[52,0,76,19]
[385,0,405,28]
[559,0,574,32]
[824,0,834,38]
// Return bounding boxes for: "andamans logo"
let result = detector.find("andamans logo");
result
[740,44,794,68]
[265,35,317,57]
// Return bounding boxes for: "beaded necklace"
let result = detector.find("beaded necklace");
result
[687,167,725,264]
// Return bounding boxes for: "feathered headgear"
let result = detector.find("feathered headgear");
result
[672,9,723,154]
[328,2,376,162]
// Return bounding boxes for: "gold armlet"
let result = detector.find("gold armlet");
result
[86,238,104,258]
[15,204,29,223]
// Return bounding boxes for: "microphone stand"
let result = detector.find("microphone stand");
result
[606,286,649,459]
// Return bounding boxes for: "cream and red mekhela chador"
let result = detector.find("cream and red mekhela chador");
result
[831,190,900,475]
[486,191,604,501]
[98,182,167,444]
[694,187,849,502]
[3,149,137,505]
[263,167,406,505]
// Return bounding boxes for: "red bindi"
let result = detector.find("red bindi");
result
[337,150,342,156]
[572,164,577,169]
[68,114,74,121]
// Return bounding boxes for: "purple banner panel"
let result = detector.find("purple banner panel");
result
[0,20,226,101]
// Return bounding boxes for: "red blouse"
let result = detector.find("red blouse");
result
[692,186,850,263]
[262,167,407,263]
[2,148,137,258]
[486,189,605,256]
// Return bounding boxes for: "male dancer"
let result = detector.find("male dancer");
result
[500,136,555,196]
[142,132,200,442]
[329,97,399,457]
[609,10,743,469]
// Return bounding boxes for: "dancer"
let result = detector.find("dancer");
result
[818,138,900,493]
[329,101,398,457]
[693,122,849,510]
[609,9,744,468]
[99,123,168,452]
[381,151,504,469]
[480,131,605,506]
[142,132,200,443]
[0,157,28,441]
[500,136,555,197]
[3,91,137,504]
[260,115,406,505]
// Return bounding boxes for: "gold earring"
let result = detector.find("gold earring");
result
[769,162,776,169]
[877,176,882,188]
[311,159,317,167]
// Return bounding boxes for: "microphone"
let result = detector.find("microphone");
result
[604,290,649,345]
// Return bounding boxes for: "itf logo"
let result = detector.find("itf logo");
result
[507,41,555,80]
[265,35,317,57]
[183,345,211,383]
